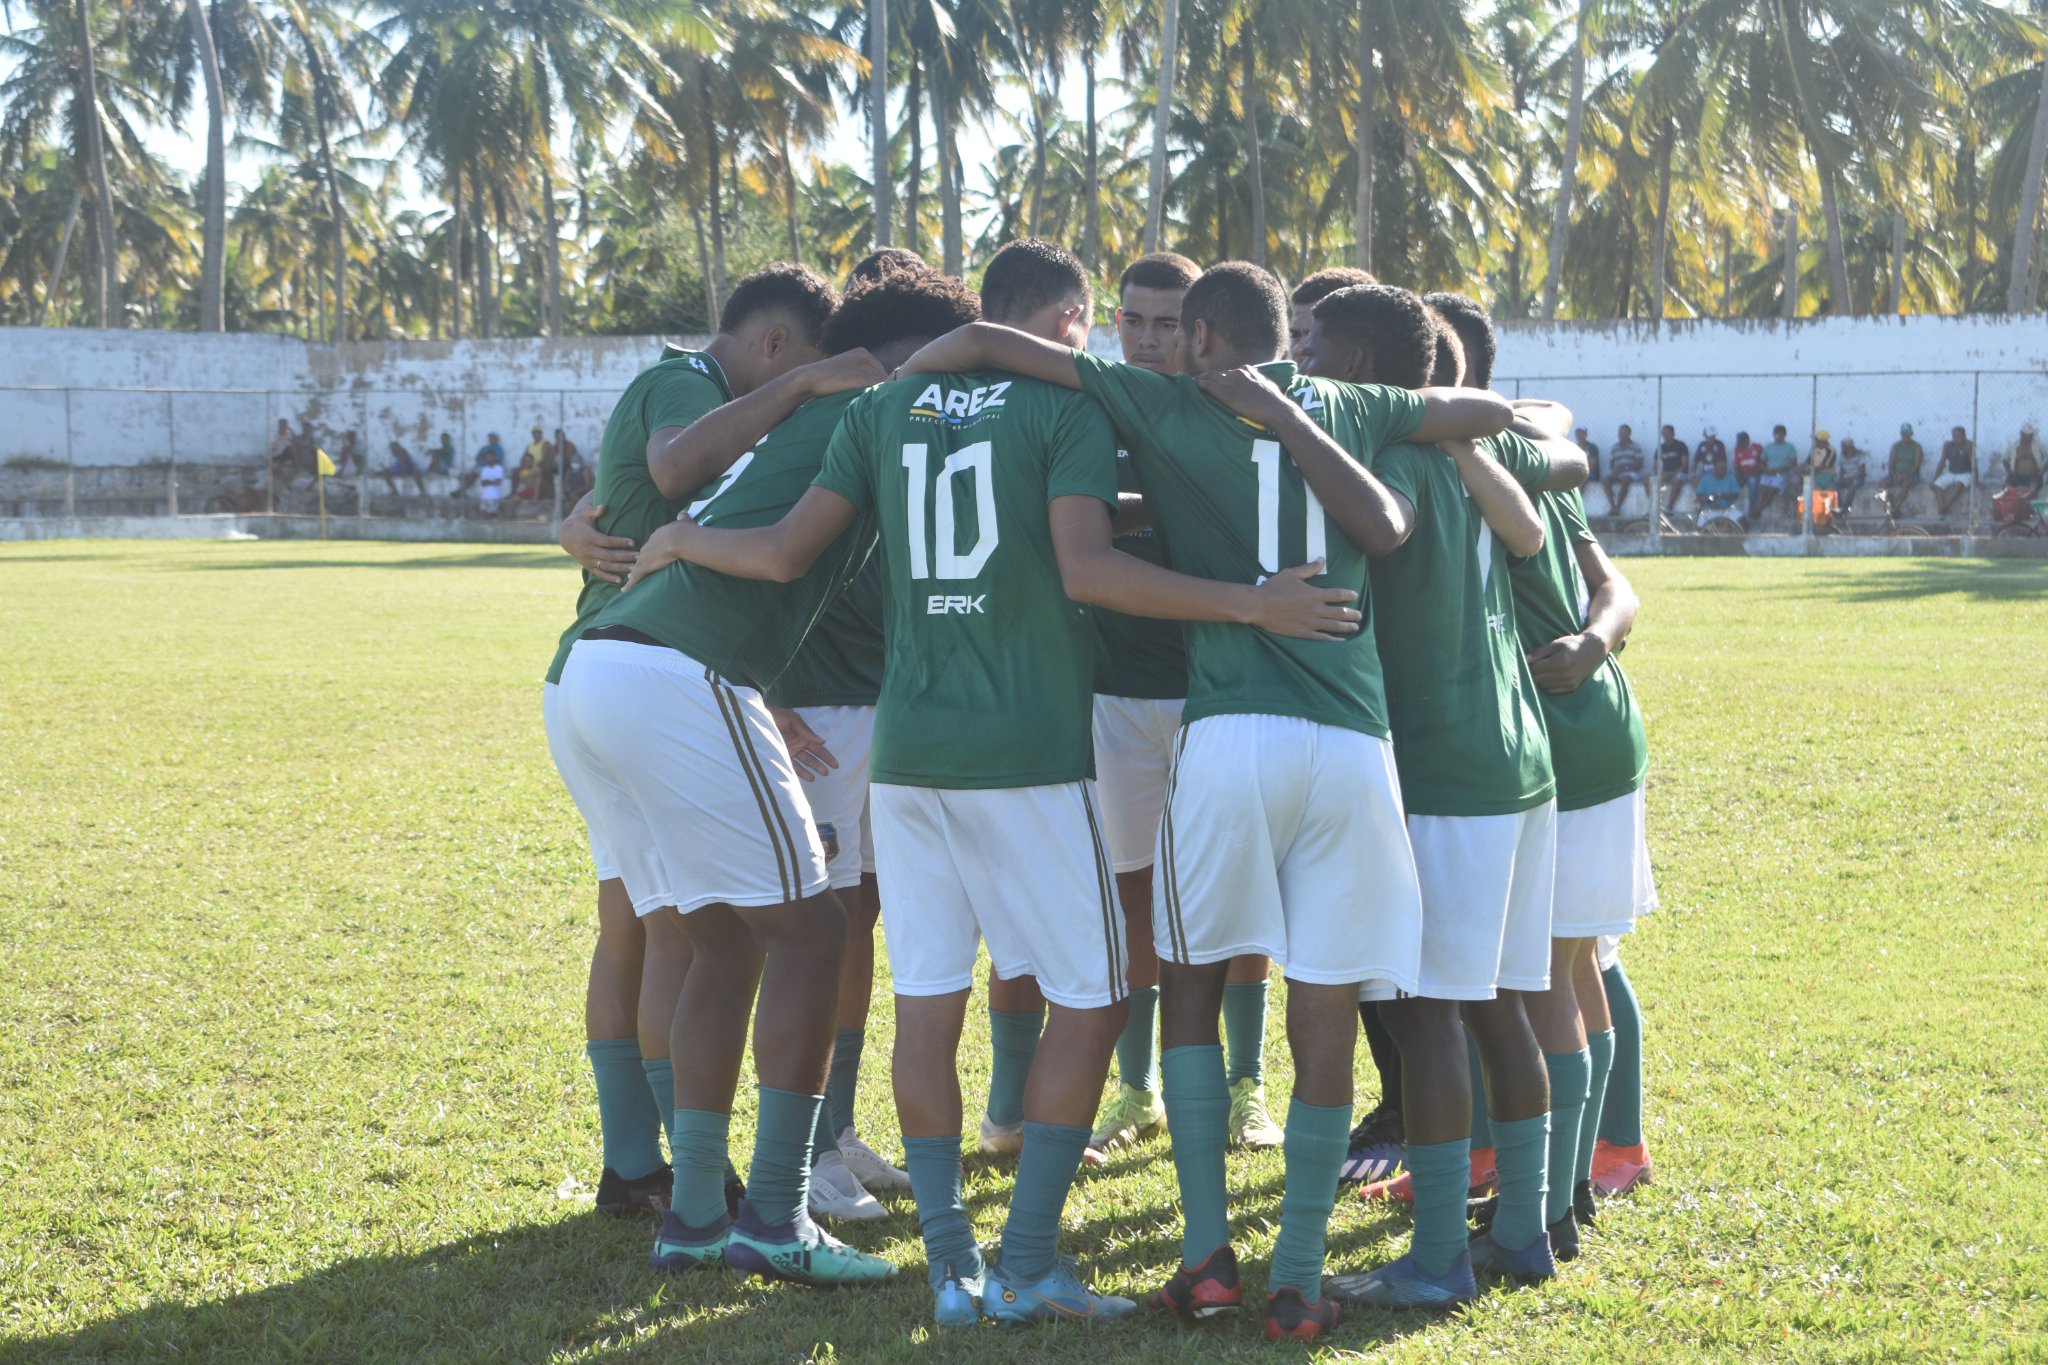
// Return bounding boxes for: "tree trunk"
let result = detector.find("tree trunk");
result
[1354,0,1375,271]
[708,123,728,311]
[690,200,715,330]
[312,76,347,342]
[1144,0,1180,251]
[905,57,922,251]
[1889,209,1905,314]
[1241,31,1266,267]
[450,175,466,341]
[75,0,119,326]
[1721,225,1732,317]
[936,79,963,275]
[782,132,803,264]
[1650,122,1673,323]
[1540,0,1590,319]
[1083,45,1100,271]
[539,153,563,337]
[1817,165,1851,316]
[870,0,891,247]
[1781,208,1799,319]
[186,0,227,331]
[1027,89,1049,238]
[37,188,83,328]
[1960,128,1980,308]
[2006,56,2048,313]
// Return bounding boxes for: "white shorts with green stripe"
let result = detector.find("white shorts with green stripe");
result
[1153,714,1424,991]
[795,704,876,891]
[553,639,829,917]
[869,781,1127,1010]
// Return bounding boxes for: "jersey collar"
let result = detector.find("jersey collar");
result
[659,343,737,402]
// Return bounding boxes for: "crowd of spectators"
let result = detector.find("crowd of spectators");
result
[264,418,591,517]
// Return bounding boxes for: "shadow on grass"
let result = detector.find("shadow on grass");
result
[181,549,563,573]
[1814,558,2048,604]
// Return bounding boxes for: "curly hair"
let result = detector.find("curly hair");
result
[821,270,982,356]
[844,247,932,289]
[1181,261,1289,363]
[980,238,1090,324]
[1421,291,1496,389]
[719,263,839,348]
[1119,251,1201,295]
[1291,266,1378,308]
[1310,284,1440,391]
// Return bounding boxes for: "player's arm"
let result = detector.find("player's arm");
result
[1443,438,1544,558]
[647,351,888,500]
[1523,434,1589,490]
[623,487,861,589]
[894,322,1085,390]
[557,493,639,584]
[1049,495,1361,642]
[1527,538,1640,693]
[1195,366,1413,555]
[1406,387,1514,444]
[1510,398,1574,441]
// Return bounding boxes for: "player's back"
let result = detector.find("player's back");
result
[813,371,1120,790]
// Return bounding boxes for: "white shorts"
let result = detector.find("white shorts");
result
[798,705,876,889]
[1368,803,1557,1002]
[1933,469,1974,490]
[1597,935,1622,971]
[1154,716,1423,991]
[1093,694,1185,872]
[542,680,619,882]
[554,640,829,917]
[1552,786,1659,939]
[869,781,1126,1009]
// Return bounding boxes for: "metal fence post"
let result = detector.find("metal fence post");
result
[552,390,566,524]
[1971,372,1982,538]
[1649,378,1664,553]
[265,391,276,515]
[62,388,77,518]
[165,391,179,516]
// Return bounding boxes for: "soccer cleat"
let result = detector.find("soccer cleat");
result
[1147,1243,1243,1321]
[1360,1146,1496,1204]
[1573,1179,1599,1228]
[983,1256,1138,1325]
[723,1202,898,1287]
[1090,1084,1168,1153]
[1591,1140,1654,1196]
[978,1115,1024,1157]
[1263,1286,1341,1342]
[1325,1251,1478,1309]
[1339,1101,1406,1184]
[807,1149,888,1223]
[1549,1210,1580,1263]
[649,1207,730,1273]
[932,1260,987,1328]
[596,1163,671,1219]
[1468,1227,1559,1282]
[1227,1078,1285,1149]
[725,1170,747,1221]
[836,1128,911,1191]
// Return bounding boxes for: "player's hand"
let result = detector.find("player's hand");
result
[559,502,638,583]
[622,515,698,592]
[1247,560,1361,641]
[768,705,839,781]
[1195,366,1291,426]
[802,348,891,398]
[1526,632,1606,693]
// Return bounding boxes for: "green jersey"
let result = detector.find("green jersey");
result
[586,391,873,692]
[1370,432,1555,817]
[1091,447,1188,700]
[544,346,733,683]
[1509,489,1648,811]
[1072,352,1424,737]
[766,557,886,709]
[812,371,1119,789]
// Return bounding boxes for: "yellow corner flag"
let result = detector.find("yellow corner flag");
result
[315,448,337,477]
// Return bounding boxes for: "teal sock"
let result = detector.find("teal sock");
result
[1543,1050,1591,1225]
[586,1038,664,1180]
[1269,1098,1351,1299]
[810,1092,839,1166]
[1114,986,1160,1092]
[1222,980,1269,1086]
[1580,1030,1615,1188]
[671,1109,731,1227]
[1406,1138,1472,1277]
[1466,1030,1492,1149]
[999,1121,1090,1282]
[1161,1045,1232,1264]
[1600,963,1644,1145]
[903,1134,980,1289]
[826,1027,865,1138]
[638,1057,677,1162]
[985,1008,1044,1127]
[1489,1113,1550,1253]
[747,1087,823,1226]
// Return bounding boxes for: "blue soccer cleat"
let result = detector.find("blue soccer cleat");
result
[1325,1251,1478,1309]
[1468,1227,1559,1281]
[931,1258,987,1327]
[983,1255,1137,1325]
[722,1201,897,1287]
[649,1207,729,1274]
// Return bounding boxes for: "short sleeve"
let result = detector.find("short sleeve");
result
[1489,430,1553,492]
[1374,444,1430,509]
[1073,352,1179,439]
[1349,382,1428,454]
[643,364,728,434]
[812,392,877,512]
[1045,392,1120,506]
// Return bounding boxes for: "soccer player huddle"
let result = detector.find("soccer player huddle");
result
[539,239,1657,1341]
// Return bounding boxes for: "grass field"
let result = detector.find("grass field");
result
[1,540,2044,1364]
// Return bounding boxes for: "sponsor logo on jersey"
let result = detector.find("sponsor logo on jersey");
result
[926,594,988,615]
[1291,381,1325,413]
[909,381,1011,426]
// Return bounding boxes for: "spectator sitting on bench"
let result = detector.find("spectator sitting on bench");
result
[1807,428,1836,493]
[1693,425,1726,476]
[426,432,457,476]
[2005,425,2042,499]
[1575,426,1601,481]
[1655,424,1690,510]
[331,429,365,477]
[474,452,507,516]
[1604,424,1647,515]
[266,419,296,485]
[1838,438,1870,511]
[1882,423,1924,513]
[459,433,505,492]
[1732,429,1763,509]
[1753,424,1798,519]
[381,440,427,496]
[1696,452,1743,521]
[1933,425,1976,517]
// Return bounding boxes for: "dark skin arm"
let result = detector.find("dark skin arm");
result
[1445,438,1545,559]
[623,486,860,589]
[1405,387,1515,444]
[1526,537,1640,693]
[557,491,639,583]
[896,322,1085,387]
[645,350,889,500]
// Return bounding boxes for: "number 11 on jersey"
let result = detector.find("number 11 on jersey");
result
[1251,438,1328,574]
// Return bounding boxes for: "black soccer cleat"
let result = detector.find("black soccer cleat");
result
[595,1164,672,1219]
[1573,1178,1599,1228]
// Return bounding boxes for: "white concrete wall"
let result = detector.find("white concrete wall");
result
[3,314,2045,470]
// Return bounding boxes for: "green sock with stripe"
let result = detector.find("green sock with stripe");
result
[985,1008,1044,1128]
[1222,979,1269,1086]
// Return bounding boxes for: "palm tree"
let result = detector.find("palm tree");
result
[1144,0,1179,250]
[869,0,890,246]
[1540,0,1594,319]
[2007,20,2048,311]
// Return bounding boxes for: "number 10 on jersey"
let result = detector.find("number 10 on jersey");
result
[902,441,999,579]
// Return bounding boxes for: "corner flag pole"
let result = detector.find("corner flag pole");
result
[316,446,336,540]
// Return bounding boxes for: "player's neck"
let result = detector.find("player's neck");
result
[699,335,747,394]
